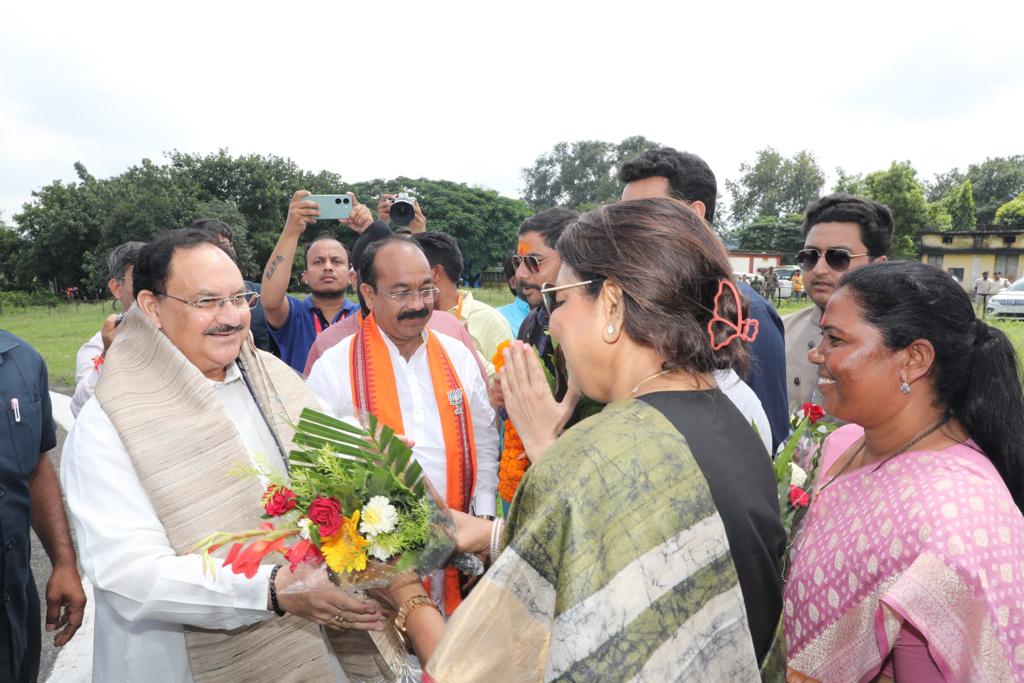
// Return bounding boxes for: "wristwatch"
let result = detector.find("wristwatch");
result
[395,594,437,632]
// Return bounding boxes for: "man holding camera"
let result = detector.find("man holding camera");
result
[262,191,368,373]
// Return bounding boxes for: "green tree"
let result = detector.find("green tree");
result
[994,192,1024,226]
[832,168,866,195]
[925,168,965,203]
[520,136,662,211]
[926,202,953,232]
[946,180,976,231]
[0,219,33,290]
[725,148,825,225]
[860,161,929,258]
[731,213,805,257]
[964,156,1024,226]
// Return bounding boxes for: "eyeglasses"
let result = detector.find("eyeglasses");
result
[512,254,559,274]
[376,286,440,303]
[540,280,596,314]
[795,248,869,272]
[161,291,261,311]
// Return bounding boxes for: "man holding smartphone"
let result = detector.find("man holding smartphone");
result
[261,191,371,373]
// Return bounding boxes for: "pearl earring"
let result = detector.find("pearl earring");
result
[607,325,615,335]
[899,381,911,395]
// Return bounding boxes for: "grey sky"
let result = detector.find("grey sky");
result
[1,0,1021,225]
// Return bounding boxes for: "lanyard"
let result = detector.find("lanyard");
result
[312,308,330,336]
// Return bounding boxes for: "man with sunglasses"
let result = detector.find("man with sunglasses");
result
[785,193,894,411]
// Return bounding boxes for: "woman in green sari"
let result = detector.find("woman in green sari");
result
[384,198,786,682]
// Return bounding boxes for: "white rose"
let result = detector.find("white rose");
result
[790,463,808,488]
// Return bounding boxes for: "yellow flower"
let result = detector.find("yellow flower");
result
[320,511,370,574]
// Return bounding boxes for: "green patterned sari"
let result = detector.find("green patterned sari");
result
[428,399,784,682]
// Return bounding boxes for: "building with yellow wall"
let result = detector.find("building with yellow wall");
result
[920,227,1024,289]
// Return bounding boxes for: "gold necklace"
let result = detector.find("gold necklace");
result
[629,369,674,396]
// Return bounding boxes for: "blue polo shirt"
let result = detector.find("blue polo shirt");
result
[0,331,55,681]
[268,295,359,373]
[496,297,531,338]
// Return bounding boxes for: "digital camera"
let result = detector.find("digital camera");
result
[390,193,417,228]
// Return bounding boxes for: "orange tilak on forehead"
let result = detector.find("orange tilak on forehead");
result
[517,242,530,256]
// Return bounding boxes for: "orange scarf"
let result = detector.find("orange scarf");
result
[349,313,477,613]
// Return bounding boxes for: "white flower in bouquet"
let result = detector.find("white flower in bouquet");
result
[790,463,808,488]
[367,541,395,562]
[359,496,399,536]
[298,517,313,540]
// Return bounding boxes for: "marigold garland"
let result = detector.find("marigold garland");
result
[494,340,529,503]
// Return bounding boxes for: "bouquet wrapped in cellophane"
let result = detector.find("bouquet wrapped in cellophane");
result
[192,408,482,682]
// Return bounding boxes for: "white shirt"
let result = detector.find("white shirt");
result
[61,362,310,683]
[714,369,773,456]
[307,326,500,516]
[71,330,104,417]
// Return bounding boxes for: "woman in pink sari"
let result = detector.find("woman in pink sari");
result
[784,261,1024,682]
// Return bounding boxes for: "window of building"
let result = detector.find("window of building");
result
[930,254,943,269]
[995,254,1019,278]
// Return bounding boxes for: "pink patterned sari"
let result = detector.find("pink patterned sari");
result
[784,424,1024,682]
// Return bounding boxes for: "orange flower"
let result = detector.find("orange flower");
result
[320,511,370,574]
[498,418,529,503]
[492,340,511,372]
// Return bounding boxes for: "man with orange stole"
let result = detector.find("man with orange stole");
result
[306,236,499,617]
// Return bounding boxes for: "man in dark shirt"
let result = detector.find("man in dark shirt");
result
[0,331,86,682]
[619,147,790,453]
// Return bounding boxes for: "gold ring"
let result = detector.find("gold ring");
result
[332,613,348,626]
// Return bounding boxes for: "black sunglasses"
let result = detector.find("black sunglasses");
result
[512,253,559,274]
[795,248,869,272]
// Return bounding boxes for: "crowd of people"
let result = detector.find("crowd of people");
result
[2,147,1023,682]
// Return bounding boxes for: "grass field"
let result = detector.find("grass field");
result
[2,292,1023,388]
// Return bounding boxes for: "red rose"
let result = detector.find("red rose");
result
[789,484,810,508]
[307,497,343,537]
[284,539,324,571]
[263,485,298,517]
[801,402,826,425]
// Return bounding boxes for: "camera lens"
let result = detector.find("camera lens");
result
[390,200,414,227]
[335,197,343,205]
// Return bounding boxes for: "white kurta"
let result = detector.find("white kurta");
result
[306,325,500,517]
[70,330,104,417]
[61,362,302,682]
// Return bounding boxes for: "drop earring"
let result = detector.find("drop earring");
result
[899,381,911,395]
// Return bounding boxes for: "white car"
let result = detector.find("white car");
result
[987,279,1024,318]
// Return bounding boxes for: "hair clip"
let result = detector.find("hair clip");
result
[707,279,759,351]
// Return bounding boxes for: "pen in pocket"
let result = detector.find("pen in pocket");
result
[10,397,20,423]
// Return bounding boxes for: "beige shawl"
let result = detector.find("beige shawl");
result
[95,307,400,682]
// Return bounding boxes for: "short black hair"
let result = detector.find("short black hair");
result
[518,207,579,249]
[303,233,346,265]
[618,147,718,223]
[187,218,233,242]
[802,193,894,258]
[133,229,225,298]
[107,241,146,280]
[358,235,423,289]
[413,232,463,283]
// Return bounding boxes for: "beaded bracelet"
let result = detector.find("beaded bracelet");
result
[269,565,286,616]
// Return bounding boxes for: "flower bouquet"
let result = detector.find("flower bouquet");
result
[773,403,836,543]
[192,407,481,682]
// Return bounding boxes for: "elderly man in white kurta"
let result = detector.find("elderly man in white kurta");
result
[61,230,387,682]
[307,237,499,617]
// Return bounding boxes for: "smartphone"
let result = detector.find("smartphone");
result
[305,194,353,220]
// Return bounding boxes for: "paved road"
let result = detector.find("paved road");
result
[31,392,92,682]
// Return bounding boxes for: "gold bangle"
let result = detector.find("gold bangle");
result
[395,594,437,632]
